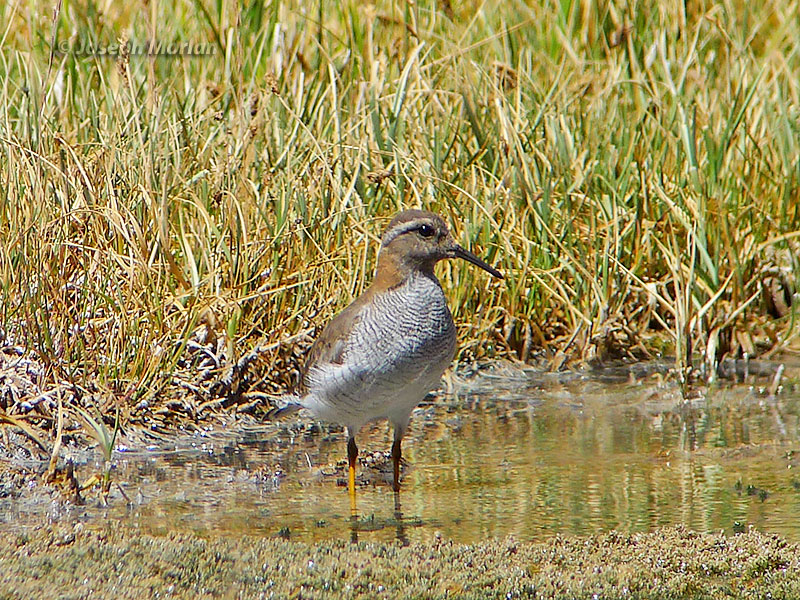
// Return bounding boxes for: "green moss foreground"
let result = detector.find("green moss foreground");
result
[1,524,798,599]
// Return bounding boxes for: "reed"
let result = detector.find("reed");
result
[0,0,797,424]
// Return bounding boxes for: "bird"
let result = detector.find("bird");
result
[271,209,503,500]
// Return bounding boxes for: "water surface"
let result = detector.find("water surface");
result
[5,361,800,544]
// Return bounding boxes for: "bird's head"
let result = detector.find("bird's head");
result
[378,210,503,279]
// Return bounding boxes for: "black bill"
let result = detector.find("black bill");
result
[452,245,503,279]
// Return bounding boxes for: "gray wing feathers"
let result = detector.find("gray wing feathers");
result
[265,395,304,420]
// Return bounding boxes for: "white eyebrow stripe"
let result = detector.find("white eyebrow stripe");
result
[381,218,431,246]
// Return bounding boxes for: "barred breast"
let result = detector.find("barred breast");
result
[302,272,456,430]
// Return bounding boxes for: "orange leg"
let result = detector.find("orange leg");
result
[347,436,358,513]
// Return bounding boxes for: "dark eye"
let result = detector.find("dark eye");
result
[418,224,435,238]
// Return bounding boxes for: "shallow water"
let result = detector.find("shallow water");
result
[5,361,800,544]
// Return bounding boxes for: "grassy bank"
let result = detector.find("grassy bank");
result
[0,0,798,434]
[2,524,799,599]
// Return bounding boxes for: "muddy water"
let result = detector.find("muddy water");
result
[5,362,800,544]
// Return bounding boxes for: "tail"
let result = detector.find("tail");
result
[265,395,303,420]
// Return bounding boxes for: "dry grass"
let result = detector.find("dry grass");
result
[0,0,798,436]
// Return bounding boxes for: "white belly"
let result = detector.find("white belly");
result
[301,273,456,431]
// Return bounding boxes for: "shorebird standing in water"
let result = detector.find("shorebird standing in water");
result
[272,210,502,502]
